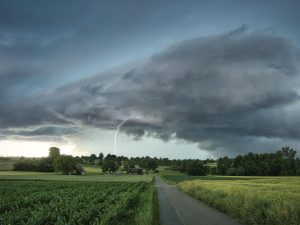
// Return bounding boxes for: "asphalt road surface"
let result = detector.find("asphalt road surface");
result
[155,176,242,225]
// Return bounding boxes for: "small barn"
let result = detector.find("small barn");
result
[127,168,143,175]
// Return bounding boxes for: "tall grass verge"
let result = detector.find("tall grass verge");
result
[178,178,300,225]
[134,178,160,225]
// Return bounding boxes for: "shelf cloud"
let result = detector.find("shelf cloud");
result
[1,28,300,155]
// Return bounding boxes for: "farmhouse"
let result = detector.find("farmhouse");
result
[127,168,143,175]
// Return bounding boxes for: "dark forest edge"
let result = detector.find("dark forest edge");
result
[1,146,299,176]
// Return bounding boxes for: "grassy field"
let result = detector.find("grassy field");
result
[82,164,102,173]
[174,176,300,225]
[0,180,159,225]
[0,158,18,171]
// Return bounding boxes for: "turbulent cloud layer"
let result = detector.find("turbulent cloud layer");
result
[2,29,300,155]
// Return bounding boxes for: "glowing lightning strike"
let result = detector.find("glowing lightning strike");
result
[114,120,129,155]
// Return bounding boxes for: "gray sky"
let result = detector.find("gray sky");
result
[1,0,300,158]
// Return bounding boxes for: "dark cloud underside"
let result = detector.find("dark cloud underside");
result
[1,29,300,155]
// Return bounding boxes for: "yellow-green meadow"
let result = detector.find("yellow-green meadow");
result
[177,177,300,225]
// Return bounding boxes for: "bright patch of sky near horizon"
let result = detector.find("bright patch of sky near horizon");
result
[0,131,209,159]
[0,140,76,157]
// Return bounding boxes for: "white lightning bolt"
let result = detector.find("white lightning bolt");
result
[114,119,129,155]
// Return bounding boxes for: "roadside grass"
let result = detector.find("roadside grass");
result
[0,171,153,182]
[134,178,160,225]
[177,177,300,225]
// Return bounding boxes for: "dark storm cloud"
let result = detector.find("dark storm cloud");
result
[3,28,300,155]
[2,0,299,109]
[1,0,300,155]
[0,125,77,142]
[0,0,211,105]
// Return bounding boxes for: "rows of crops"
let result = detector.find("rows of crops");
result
[177,177,300,225]
[0,181,149,225]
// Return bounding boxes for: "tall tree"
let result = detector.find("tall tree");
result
[49,147,60,158]
[98,152,104,160]
[279,146,296,175]
[102,160,118,173]
[217,156,232,175]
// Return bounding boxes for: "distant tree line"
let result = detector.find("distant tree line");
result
[216,147,300,176]
[11,146,300,176]
[77,152,212,175]
[13,147,79,175]
[99,154,159,174]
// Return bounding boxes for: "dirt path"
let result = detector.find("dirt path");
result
[155,176,242,225]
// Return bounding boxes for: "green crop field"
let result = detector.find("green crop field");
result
[0,171,153,182]
[172,176,300,225]
[0,180,158,225]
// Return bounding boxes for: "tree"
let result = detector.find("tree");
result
[123,160,130,170]
[296,158,300,176]
[279,146,296,175]
[233,155,243,168]
[258,161,270,176]
[140,157,158,174]
[98,153,104,167]
[209,166,217,175]
[236,167,245,176]
[53,155,76,175]
[49,147,60,158]
[186,160,208,176]
[227,167,236,176]
[105,154,117,160]
[217,156,232,175]
[98,152,104,160]
[102,160,118,173]
[38,157,55,172]
[122,160,136,170]
[89,154,97,164]
[243,159,257,175]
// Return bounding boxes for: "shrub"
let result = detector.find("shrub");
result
[13,160,38,171]
[13,158,54,172]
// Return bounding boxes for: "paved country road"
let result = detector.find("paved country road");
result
[155,176,242,225]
